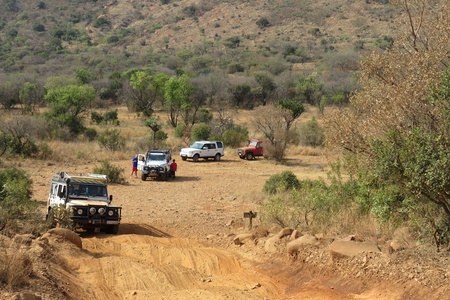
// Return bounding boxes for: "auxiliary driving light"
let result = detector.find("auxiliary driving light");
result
[98,207,106,215]
[89,207,96,214]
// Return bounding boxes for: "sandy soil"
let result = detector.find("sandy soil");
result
[3,151,443,300]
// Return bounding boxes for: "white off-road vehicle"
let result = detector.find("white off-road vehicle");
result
[138,149,173,181]
[180,141,224,162]
[46,171,121,234]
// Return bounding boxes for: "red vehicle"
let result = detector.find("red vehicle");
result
[238,139,264,160]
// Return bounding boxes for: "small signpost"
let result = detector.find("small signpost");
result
[243,211,257,229]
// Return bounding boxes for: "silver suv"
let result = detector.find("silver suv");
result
[180,141,224,162]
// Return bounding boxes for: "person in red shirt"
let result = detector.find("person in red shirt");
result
[170,159,177,179]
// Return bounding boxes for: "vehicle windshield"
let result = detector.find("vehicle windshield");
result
[147,153,166,161]
[190,142,204,149]
[249,141,257,147]
[68,184,107,198]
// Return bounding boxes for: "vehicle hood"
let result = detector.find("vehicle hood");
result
[67,199,110,206]
[145,161,167,167]
[239,146,256,151]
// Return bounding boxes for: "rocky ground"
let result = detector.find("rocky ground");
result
[1,150,450,300]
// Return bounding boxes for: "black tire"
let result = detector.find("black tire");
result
[193,154,200,162]
[181,157,187,161]
[246,152,254,160]
[214,153,221,161]
[141,173,147,181]
[106,225,119,234]
[86,228,95,233]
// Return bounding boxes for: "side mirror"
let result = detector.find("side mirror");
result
[109,195,113,202]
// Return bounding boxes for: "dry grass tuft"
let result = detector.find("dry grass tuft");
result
[0,245,33,289]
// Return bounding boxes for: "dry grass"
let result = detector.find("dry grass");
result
[0,244,33,290]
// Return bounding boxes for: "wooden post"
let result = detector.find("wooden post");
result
[243,211,257,229]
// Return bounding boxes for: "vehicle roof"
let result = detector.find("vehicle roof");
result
[146,149,171,154]
[52,171,108,185]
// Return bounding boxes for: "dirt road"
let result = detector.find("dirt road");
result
[22,153,413,300]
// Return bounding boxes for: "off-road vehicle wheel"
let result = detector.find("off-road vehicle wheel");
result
[193,154,200,162]
[214,153,221,161]
[181,157,187,161]
[246,152,254,160]
[141,173,147,181]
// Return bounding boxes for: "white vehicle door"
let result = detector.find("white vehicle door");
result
[137,154,146,171]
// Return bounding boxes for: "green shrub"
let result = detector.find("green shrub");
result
[190,123,210,141]
[296,117,325,147]
[222,125,248,148]
[0,167,44,236]
[37,142,52,159]
[197,108,213,124]
[36,1,45,9]
[107,35,119,44]
[263,171,301,195]
[256,17,270,29]
[93,160,125,184]
[104,109,119,124]
[84,127,97,141]
[93,17,109,29]
[174,123,186,138]
[91,111,104,124]
[32,23,45,32]
[97,129,125,151]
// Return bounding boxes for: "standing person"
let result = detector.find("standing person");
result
[131,155,138,178]
[170,159,177,179]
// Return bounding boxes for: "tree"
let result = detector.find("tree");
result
[324,0,450,247]
[144,118,161,144]
[164,74,195,127]
[75,69,93,84]
[253,71,276,106]
[127,70,155,117]
[19,82,41,114]
[44,84,96,135]
[296,73,323,105]
[254,103,300,161]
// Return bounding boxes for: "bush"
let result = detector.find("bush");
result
[222,125,249,148]
[93,17,110,29]
[32,23,45,32]
[296,117,325,147]
[93,160,125,184]
[263,171,301,195]
[97,129,126,151]
[0,167,44,237]
[107,35,119,44]
[197,108,213,124]
[91,112,104,124]
[256,17,270,29]
[174,123,186,138]
[84,127,97,141]
[190,123,210,141]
